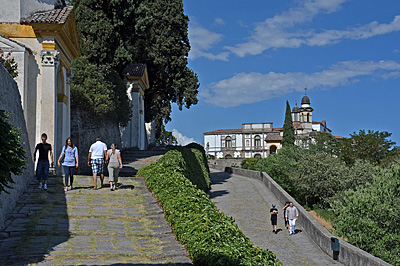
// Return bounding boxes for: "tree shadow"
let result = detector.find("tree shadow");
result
[207,170,233,200]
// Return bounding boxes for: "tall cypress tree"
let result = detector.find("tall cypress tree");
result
[282,100,295,146]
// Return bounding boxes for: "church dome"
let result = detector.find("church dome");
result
[301,95,310,105]
[292,104,300,113]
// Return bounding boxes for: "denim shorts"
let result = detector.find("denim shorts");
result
[36,161,49,180]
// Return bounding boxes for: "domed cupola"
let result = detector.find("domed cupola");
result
[292,103,300,122]
[292,103,300,113]
[301,95,310,105]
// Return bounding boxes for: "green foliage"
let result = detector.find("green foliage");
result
[309,131,338,156]
[70,57,131,126]
[0,110,26,193]
[156,124,178,145]
[137,146,280,265]
[338,130,396,165]
[242,146,375,207]
[241,158,261,171]
[71,0,199,133]
[282,100,295,146]
[0,48,18,78]
[331,162,400,265]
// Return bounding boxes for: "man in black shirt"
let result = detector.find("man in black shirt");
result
[34,133,53,190]
[270,203,279,234]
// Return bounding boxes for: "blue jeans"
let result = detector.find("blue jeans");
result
[63,166,75,187]
[36,161,49,181]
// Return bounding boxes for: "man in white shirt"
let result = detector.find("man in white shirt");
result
[285,202,299,235]
[88,136,107,189]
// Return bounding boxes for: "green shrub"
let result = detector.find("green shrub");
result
[241,158,260,170]
[331,162,400,265]
[0,110,26,193]
[138,147,280,266]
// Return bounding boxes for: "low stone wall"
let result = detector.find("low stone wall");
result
[208,158,242,168]
[0,65,34,229]
[209,163,392,266]
[70,107,122,175]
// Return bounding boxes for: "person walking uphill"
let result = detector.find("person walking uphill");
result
[270,204,279,234]
[285,202,299,235]
[106,143,123,191]
[34,133,53,190]
[88,137,107,190]
[282,201,290,230]
[57,137,78,191]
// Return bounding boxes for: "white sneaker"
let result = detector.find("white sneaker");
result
[44,184,47,190]
[38,183,42,189]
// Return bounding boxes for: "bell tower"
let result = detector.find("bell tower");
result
[299,89,313,133]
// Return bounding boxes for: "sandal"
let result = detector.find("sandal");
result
[64,187,68,192]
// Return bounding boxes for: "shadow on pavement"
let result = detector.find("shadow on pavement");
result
[208,170,233,199]
[0,174,70,266]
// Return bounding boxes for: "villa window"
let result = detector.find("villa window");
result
[225,136,232,148]
[254,135,261,148]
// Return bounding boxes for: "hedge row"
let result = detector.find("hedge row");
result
[137,145,280,266]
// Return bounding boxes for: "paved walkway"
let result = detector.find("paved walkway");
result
[209,169,344,266]
[0,152,191,266]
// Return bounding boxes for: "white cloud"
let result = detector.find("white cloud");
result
[225,0,400,57]
[200,60,400,107]
[188,23,230,61]
[172,129,196,146]
[214,17,226,26]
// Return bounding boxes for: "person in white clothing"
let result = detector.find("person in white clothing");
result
[285,202,299,235]
[88,136,107,189]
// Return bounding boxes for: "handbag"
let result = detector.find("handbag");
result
[60,153,65,164]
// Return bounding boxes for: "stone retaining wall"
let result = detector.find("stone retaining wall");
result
[70,107,122,175]
[209,163,392,266]
[0,64,34,229]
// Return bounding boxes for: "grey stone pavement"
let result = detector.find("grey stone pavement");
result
[0,152,192,266]
[209,169,344,266]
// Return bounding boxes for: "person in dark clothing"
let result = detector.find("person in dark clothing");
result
[34,133,53,190]
[282,201,290,230]
[270,203,279,234]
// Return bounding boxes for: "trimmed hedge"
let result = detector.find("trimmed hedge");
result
[137,145,280,266]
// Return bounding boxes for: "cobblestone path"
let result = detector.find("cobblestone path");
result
[0,151,192,266]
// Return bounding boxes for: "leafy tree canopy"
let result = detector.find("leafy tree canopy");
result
[70,57,131,126]
[331,162,400,265]
[338,129,397,165]
[70,0,199,132]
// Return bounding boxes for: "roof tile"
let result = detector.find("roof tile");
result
[21,6,73,25]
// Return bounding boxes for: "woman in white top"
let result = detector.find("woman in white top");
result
[106,143,123,191]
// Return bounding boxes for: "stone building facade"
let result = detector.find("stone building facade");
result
[0,0,80,169]
[204,95,332,159]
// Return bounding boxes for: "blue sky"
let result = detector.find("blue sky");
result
[167,0,400,146]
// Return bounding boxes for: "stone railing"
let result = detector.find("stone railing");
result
[209,163,392,266]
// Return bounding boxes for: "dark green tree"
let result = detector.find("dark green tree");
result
[70,57,131,126]
[0,110,26,193]
[156,124,178,145]
[281,100,295,146]
[70,0,199,133]
[338,130,396,165]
